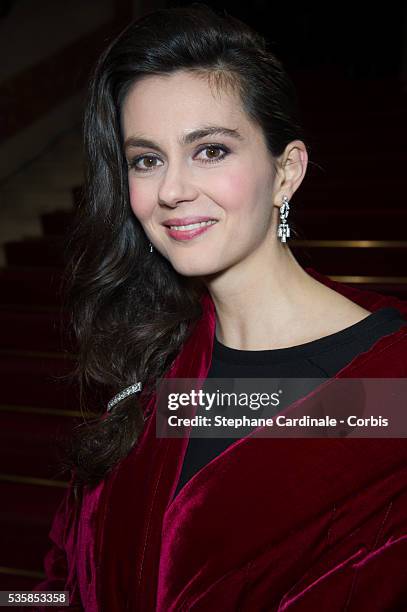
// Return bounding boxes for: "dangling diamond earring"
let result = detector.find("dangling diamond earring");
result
[149,242,154,253]
[277,195,290,243]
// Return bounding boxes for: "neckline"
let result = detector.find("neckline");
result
[164,308,407,516]
[213,307,403,365]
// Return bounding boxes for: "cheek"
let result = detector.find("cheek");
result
[213,171,254,212]
[217,169,266,216]
[128,179,153,222]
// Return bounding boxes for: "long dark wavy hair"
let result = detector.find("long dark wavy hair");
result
[60,2,309,490]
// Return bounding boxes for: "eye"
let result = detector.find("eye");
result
[127,144,230,174]
[127,154,162,173]
[196,144,230,164]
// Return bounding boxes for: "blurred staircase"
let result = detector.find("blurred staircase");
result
[0,72,407,590]
[291,71,407,298]
[0,130,87,590]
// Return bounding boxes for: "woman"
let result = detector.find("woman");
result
[33,3,407,610]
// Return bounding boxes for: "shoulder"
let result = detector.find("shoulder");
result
[344,326,407,377]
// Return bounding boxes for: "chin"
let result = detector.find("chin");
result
[170,258,220,278]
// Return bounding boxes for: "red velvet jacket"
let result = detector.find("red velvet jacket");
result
[33,267,407,611]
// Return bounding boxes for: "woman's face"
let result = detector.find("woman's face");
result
[121,70,280,277]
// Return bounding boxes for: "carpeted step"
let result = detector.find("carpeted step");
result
[0,351,105,413]
[304,153,407,181]
[295,73,407,110]
[0,409,78,480]
[0,309,69,352]
[297,179,405,208]
[0,352,78,410]
[0,480,66,574]
[292,208,407,240]
[4,237,66,268]
[291,240,407,276]
[0,266,63,308]
[40,209,75,237]
[0,573,43,592]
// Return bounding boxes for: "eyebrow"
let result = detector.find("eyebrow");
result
[123,125,244,153]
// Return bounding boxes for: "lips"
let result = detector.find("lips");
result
[162,216,218,227]
[163,218,218,242]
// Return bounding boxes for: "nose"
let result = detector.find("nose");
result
[158,159,198,208]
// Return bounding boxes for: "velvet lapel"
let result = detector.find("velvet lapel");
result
[98,290,216,611]
[98,267,407,611]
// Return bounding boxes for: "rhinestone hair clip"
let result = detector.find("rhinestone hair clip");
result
[107,381,142,412]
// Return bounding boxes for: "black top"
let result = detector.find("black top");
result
[173,307,406,499]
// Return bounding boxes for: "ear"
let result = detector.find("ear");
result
[272,140,308,207]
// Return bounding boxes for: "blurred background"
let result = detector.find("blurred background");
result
[0,0,406,591]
